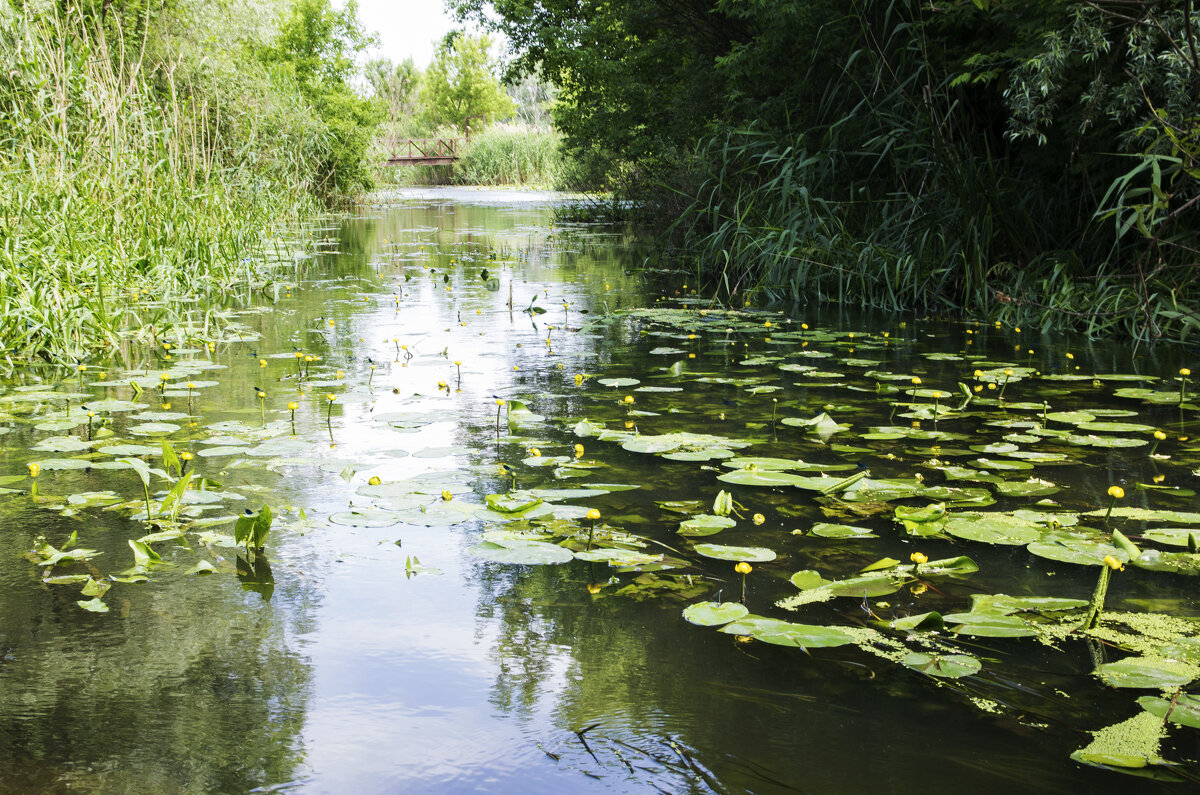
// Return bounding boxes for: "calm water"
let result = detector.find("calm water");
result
[1,188,1198,793]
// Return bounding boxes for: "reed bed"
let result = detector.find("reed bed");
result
[0,4,319,365]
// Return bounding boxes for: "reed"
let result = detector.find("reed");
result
[0,4,321,364]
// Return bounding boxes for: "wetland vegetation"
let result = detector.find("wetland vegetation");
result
[3,0,1200,792]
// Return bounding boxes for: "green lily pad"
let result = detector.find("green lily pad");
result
[995,479,1060,497]
[1028,531,1129,566]
[1138,694,1200,729]
[574,548,663,566]
[470,539,574,565]
[678,514,738,537]
[946,613,1039,637]
[901,652,981,678]
[807,522,876,539]
[76,597,109,613]
[682,601,750,626]
[945,515,1045,545]
[596,378,640,388]
[1095,657,1198,689]
[693,543,777,562]
[328,508,402,528]
[719,615,859,648]
[485,491,544,513]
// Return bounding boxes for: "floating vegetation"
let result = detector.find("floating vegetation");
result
[6,209,1200,786]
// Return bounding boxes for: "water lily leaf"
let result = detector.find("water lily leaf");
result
[1088,508,1200,524]
[129,422,181,436]
[1143,528,1200,547]
[683,601,750,626]
[328,508,402,527]
[622,436,683,454]
[886,612,944,632]
[1045,410,1096,424]
[995,479,1060,497]
[1065,434,1148,449]
[945,516,1041,547]
[807,522,876,539]
[573,419,607,437]
[718,469,824,488]
[967,594,1088,614]
[575,548,662,566]
[1028,531,1129,566]
[946,614,1038,637]
[724,457,856,472]
[678,514,737,537]
[76,597,109,613]
[485,491,544,513]
[780,412,845,438]
[790,570,830,589]
[187,560,217,575]
[973,457,1034,471]
[841,477,925,502]
[31,437,94,453]
[1095,658,1197,689]
[506,400,545,429]
[470,539,574,565]
[1129,549,1200,575]
[901,652,981,678]
[1076,421,1159,434]
[1138,694,1200,729]
[80,577,111,598]
[596,377,640,387]
[662,448,734,461]
[693,543,776,562]
[719,616,858,648]
[894,503,947,523]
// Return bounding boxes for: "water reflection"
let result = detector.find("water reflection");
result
[1,189,1195,792]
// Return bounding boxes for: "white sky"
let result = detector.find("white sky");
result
[350,0,459,68]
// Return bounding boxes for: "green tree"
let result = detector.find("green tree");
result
[259,0,382,195]
[365,56,419,122]
[420,32,515,130]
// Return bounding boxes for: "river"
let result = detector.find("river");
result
[1,188,1197,793]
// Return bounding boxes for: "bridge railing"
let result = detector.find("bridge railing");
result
[385,137,464,160]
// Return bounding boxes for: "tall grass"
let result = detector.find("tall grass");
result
[663,13,1200,343]
[0,3,322,365]
[371,123,574,188]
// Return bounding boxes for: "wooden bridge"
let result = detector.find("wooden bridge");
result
[383,137,463,167]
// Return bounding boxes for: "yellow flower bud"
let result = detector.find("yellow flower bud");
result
[441,490,453,501]
[910,552,929,565]
[1107,486,1124,499]
[752,513,765,525]
[1102,555,1124,571]
[586,509,601,521]
[735,561,753,575]
[27,462,40,478]
[1154,430,1167,440]
[288,402,298,411]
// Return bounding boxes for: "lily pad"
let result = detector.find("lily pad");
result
[682,601,750,626]
[678,514,738,537]
[470,539,574,565]
[900,652,982,679]
[693,543,777,562]
[1095,657,1198,689]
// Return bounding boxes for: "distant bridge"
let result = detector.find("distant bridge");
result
[383,137,463,167]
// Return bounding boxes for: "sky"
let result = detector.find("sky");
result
[350,0,460,68]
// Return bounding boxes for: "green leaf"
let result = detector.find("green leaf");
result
[682,601,749,626]
[900,652,981,678]
[1138,694,1200,729]
[693,543,776,562]
[1095,658,1198,689]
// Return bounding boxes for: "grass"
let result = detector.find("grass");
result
[0,4,321,365]
[371,123,575,188]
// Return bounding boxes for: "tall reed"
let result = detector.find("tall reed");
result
[0,3,319,364]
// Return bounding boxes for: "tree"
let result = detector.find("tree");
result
[364,56,419,122]
[258,0,382,195]
[419,32,515,130]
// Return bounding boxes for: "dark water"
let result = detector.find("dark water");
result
[1,188,1197,793]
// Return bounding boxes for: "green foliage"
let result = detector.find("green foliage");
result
[452,125,566,186]
[456,0,1200,341]
[258,0,383,195]
[235,505,274,552]
[420,32,515,130]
